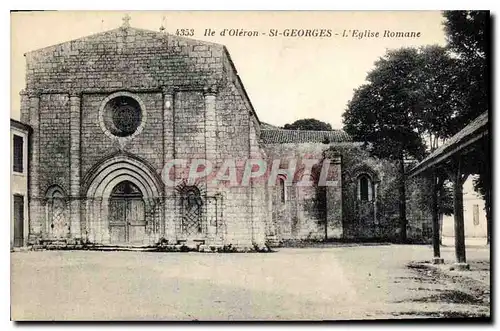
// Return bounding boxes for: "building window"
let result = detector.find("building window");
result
[278,176,287,203]
[13,194,24,247]
[13,134,23,173]
[357,174,373,202]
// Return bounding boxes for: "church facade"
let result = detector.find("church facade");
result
[20,24,431,250]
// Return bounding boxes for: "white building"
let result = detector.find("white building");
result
[11,119,31,248]
[441,175,488,246]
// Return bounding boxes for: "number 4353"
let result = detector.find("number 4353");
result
[176,29,195,37]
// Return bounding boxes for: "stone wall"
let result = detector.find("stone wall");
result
[406,174,434,242]
[262,142,340,242]
[80,92,165,177]
[38,94,71,194]
[328,144,432,242]
[263,141,433,243]
[24,28,223,93]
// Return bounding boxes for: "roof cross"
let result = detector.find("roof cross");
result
[159,16,166,33]
[122,14,131,28]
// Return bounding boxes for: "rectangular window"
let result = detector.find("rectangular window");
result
[13,135,23,173]
[473,204,480,226]
[279,179,286,203]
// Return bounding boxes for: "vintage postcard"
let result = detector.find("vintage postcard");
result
[10,10,490,321]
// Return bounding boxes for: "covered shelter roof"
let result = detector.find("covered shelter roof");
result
[408,112,489,178]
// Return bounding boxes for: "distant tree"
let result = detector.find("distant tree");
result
[439,184,454,217]
[443,10,489,130]
[283,118,333,131]
[413,45,460,148]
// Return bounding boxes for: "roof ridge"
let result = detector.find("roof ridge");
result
[260,128,352,144]
[25,26,225,55]
[25,28,122,55]
[261,128,346,133]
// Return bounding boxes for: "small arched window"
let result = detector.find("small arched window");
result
[357,174,373,202]
[278,176,287,203]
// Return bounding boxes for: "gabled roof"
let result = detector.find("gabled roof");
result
[260,129,352,144]
[408,111,489,177]
[25,26,223,56]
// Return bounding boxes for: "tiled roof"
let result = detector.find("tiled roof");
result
[260,122,280,130]
[408,111,489,176]
[260,129,352,144]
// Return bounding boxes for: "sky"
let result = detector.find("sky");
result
[10,11,447,129]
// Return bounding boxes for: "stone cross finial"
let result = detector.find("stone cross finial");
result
[159,16,166,33]
[122,14,131,28]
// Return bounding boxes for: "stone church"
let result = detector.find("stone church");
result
[19,21,431,250]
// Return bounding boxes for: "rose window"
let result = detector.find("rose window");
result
[102,96,142,137]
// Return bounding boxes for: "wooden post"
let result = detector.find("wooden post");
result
[431,171,443,264]
[398,154,407,243]
[486,189,491,245]
[452,157,469,269]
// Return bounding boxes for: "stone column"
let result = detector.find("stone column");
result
[162,87,176,243]
[27,91,42,239]
[325,153,343,239]
[204,87,217,243]
[19,90,30,124]
[69,91,82,241]
[204,87,217,182]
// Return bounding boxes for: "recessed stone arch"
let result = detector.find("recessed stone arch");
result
[83,154,163,199]
[350,164,380,183]
[45,184,67,199]
[83,154,164,244]
[44,184,69,239]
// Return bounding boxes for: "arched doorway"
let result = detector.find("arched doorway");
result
[83,154,165,245]
[108,180,146,244]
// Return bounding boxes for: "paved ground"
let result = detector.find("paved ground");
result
[10,244,490,321]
